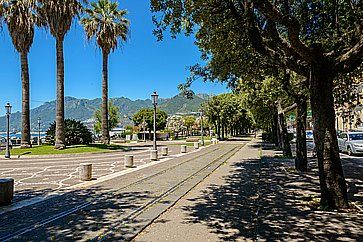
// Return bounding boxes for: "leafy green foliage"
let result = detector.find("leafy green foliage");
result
[203,93,253,134]
[46,119,93,145]
[133,108,167,132]
[94,102,120,134]
[184,115,196,132]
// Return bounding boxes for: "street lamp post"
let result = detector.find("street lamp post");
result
[38,117,42,146]
[199,109,204,146]
[151,91,159,150]
[5,103,12,159]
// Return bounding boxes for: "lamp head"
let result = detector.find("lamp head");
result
[5,103,12,115]
[151,91,159,106]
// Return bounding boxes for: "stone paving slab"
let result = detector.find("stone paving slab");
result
[135,140,363,242]
[134,140,260,242]
[0,145,190,203]
[0,143,243,241]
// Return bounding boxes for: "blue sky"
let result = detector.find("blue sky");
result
[0,0,227,116]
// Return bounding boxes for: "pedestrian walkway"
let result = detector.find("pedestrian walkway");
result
[134,139,261,241]
[0,145,187,203]
[135,139,363,242]
[0,142,246,241]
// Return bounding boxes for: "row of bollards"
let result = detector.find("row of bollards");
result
[80,145,196,182]
[1,141,218,207]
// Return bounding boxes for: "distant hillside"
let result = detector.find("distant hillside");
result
[0,94,208,131]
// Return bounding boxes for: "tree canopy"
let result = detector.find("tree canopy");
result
[94,102,120,134]
[133,108,168,132]
[150,0,363,209]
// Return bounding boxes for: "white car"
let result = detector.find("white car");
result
[338,132,363,156]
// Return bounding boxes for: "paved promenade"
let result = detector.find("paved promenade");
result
[0,141,248,241]
[135,140,363,242]
[0,144,186,203]
[1,138,361,241]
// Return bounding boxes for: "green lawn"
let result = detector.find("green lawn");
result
[1,144,127,156]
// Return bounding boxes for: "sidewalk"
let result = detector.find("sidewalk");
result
[134,139,261,241]
[134,139,363,242]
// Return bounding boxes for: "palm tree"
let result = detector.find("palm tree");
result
[81,0,129,144]
[38,0,86,149]
[2,0,39,148]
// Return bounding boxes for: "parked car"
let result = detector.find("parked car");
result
[306,130,314,141]
[338,132,363,156]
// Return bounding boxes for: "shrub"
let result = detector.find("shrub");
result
[120,131,133,139]
[46,119,93,146]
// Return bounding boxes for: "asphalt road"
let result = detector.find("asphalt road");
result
[0,141,247,241]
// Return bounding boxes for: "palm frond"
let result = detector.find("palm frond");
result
[37,0,87,40]
[2,0,38,53]
[81,0,130,54]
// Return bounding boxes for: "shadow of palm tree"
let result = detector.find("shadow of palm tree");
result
[179,154,363,241]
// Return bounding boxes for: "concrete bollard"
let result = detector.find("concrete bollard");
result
[79,163,92,181]
[0,178,14,206]
[181,145,187,153]
[124,155,134,168]
[150,150,158,161]
[162,147,169,156]
[194,142,200,149]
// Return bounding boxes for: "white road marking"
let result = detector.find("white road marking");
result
[0,145,211,218]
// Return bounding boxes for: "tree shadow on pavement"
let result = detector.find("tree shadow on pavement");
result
[0,185,157,241]
[182,158,261,241]
[180,155,363,241]
[341,157,363,204]
[13,187,55,203]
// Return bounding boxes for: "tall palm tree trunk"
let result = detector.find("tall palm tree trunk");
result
[101,50,110,144]
[55,38,66,149]
[20,51,32,148]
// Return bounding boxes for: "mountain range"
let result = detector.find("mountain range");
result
[0,94,209,132]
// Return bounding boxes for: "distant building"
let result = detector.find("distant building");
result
[110,125,126,137]
[82,118,96,132]
[336,83,363,131]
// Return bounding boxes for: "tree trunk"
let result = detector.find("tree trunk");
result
[278,111,292,157]
[276,111,283,149]
[310,61,348,209]
[272,112,279,147]
[101,50,110,144]
[55,38,65,149]
[295,97,308,172]
[221,124,225,140]
[20,52,32,148]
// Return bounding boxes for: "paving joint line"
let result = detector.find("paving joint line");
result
[98,144,244,241]
[0,145,209,215]
[0,145,220,241]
